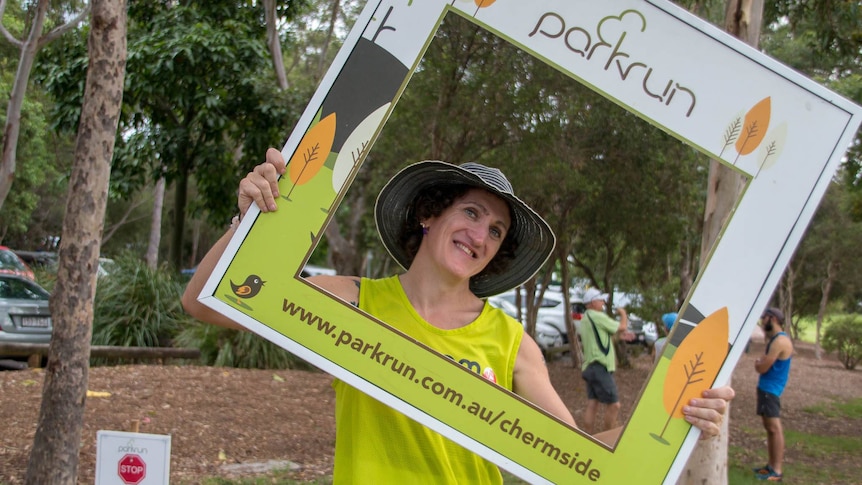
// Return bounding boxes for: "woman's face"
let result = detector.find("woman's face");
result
[421,188,511,281]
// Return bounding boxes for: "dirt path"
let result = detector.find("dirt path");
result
[1,340,859,483]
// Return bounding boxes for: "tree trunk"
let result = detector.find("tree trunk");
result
[24,1,126,483]
[146,176,166,269]
[815,260,835,360]
[0,0,90,212]
[0,0,49,212]
[778,263,797,339]
[324,191,366,276]
[558,245,582,368]
[316,0,341,81]
[680,2,762,483]
[170,168,189,270]
[263,0,288,90]
[678,239,695,306]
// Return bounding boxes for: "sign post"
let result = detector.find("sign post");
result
[95,430,170,485]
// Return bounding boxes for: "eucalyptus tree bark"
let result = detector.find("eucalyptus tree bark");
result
[264,0,288,89]
[556,243,583,368]
[316,0,341,81]
[24,1,126,483]
[0,0,89,212]
[814,260,835,360]
[679,1,762,484]
[146,176,166,269]
[324,191,365,276]
[778,263,797,339]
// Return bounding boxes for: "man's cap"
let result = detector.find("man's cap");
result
[583,288,609,303]
[661,312,678,331]
[762,307,784,324]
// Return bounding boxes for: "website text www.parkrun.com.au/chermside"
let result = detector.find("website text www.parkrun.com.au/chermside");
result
[281,298,604,482]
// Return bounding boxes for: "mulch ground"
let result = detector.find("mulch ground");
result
[1,339,859,483]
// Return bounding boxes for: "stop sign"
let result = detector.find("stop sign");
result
[118,453,146,484]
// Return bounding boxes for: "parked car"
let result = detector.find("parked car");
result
[301,264,336,278]
[0,274,53,349]
[493,289,583,344]
[486,295,564,351]
[626,314,659,348]
[0,246,35,281]
[97,257,116,277]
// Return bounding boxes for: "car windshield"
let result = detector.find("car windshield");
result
[0,277,50,300]
[498,292,561,309]
[0,249,28,272]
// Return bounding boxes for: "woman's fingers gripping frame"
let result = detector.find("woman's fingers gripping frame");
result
[682,385,735,440]
[238,148,287,217]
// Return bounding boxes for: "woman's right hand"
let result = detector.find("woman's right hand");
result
[237,148,287,219]
[182,147,287,329]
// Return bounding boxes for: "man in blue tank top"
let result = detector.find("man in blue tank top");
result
[753,307,793,482]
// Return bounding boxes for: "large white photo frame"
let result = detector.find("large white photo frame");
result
[197,1,862,483]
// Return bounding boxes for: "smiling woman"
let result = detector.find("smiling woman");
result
[182,147,735,484]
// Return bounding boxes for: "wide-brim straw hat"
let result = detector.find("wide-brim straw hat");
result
[374,160,555,298]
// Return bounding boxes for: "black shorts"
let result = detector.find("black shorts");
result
[756,388,781,418]
[582,362,619,404]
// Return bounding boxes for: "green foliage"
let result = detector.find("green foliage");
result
[786,183,862,316]
[35,0,307,268]
[174,323,312,370]
[361,14,710,308]
[91,256,193,359]
[729,426,862,484]
[761,1,862,226]
[0,44,66,245]
[821,314,862,370]
[32,264,57,293]
[765,0,862,63]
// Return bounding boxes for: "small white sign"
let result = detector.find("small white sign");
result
[95,430,171,485]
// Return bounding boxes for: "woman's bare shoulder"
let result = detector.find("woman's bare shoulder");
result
[307,274,361,306]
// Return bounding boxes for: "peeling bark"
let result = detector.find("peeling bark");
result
[24,1,127,483]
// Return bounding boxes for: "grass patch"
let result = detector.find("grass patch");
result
[804,397,862,419]
[729,428,862,484]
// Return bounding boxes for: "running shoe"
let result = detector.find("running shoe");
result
[755,465,783,481]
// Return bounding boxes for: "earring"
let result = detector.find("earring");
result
[421,223,429,235]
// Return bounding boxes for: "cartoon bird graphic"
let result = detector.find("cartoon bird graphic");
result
[230,275,265,300]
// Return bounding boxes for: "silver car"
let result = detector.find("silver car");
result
[0,275,53,347]
[487,295,564,351]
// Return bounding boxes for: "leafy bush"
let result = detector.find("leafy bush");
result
[822,315,862,370]
[91,256,193,359]
[174,322,312,370]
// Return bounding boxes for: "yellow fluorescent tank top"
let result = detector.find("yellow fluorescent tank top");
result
[331,276,523,484]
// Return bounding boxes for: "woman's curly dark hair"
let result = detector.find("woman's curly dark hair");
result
[395,184,519,287]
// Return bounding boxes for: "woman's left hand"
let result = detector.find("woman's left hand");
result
[682,385,735,439]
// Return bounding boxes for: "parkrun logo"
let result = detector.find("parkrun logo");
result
[529,9,698,118]
[117,440,148,455]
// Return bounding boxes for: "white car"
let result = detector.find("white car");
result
[490,290,581,345]
[625,314,659,347]
[486,295,564,351]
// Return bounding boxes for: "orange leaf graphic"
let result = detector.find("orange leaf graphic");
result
[288,113,336,186]
[735,97,771,156]
[663,307,729,419]
[474,0,496,6]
